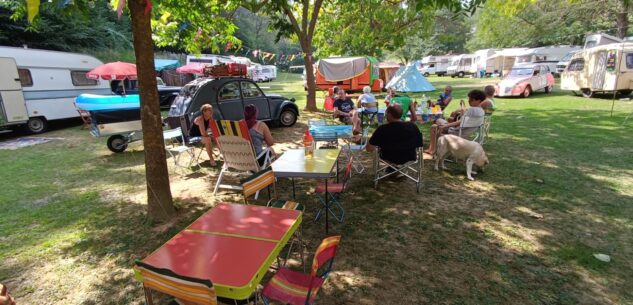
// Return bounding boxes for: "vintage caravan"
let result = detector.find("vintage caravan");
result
[514,45,581,76]
[473,49,502,77]
[261,65,277,81]
[315,56,382,92]
[561,42,633,97]
[584,33,622,49]
[419,55,453,76]
[0,46,111,133]
[446,54,477,78]
[555,50,581,74]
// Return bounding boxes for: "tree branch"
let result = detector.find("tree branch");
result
[308,0,323,39]
[302,0,309,33]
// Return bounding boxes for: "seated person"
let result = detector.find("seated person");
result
[333,89,361,133]
[357,86,378,112]
[384,87,396,106]
[425,89,486,154]
[366,104,423,165]
[480,85,496,115]
[389,92,417,122]
[436,85,453,110]
[189,104,217,166]
[244,104,275,166]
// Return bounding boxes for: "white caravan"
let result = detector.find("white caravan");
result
[418,55,453,76]
[0,46,110,133]
[555,50,581,74]
[561,42,633,98]
[514,45,581,76]
[584,33,622,49]
[446,54,477,78]
[473,49,502,77]
[261,65,278,81]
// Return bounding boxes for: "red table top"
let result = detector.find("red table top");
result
[187,203,300,241]
[143,230,276,287]
[141,203,302,299]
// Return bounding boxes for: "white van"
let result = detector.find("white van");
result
[561,42,633,97]
[555,50,580,74]
[261,65,277,81]
[447,54,477,78]
[0,46,111,133]
[419,55,452,77]
[514,45,581,76]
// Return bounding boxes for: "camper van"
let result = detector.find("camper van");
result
[0,46,111,133]
[447,54,477,78]
[419,55,452,76]
[584,33,622,49]
[474,49,502,77]
[561,42,633,98]
[514,45,581,76]
[556,50,581,74]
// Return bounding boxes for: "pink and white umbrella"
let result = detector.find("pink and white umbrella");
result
[86,61,138,81]
[176,63,209,75]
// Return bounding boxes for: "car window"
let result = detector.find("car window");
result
[568,58,585,71]
[18,69,33,87]
[241,81,263,98]
[218,81,240,101]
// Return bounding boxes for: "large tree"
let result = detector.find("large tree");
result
[22,0,240,221]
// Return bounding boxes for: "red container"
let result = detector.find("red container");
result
[227,63,247,76]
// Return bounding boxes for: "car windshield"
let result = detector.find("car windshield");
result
[561,51,577,61]
[509,68,534,76]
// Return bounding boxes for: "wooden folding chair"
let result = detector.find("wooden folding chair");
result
[74,102,92,130]
[135,260,217,305]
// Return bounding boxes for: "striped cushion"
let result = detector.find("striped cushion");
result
[241,168,275,198]
[269,199,305,212]
[261,267,325,305]
[311,236,341,276]
[135,261,217,305]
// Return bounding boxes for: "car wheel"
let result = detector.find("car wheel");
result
[107,135,128,153]
[278,108,297,127]
[544,85,552,93]
[451,75,456,78]
[458,71,465,78]
[423,72,430,77]
[618,89,632,96]
[522,86,532,98]
[26,117,47,134]
[581,89,594,98]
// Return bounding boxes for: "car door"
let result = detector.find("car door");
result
[240,81,271,120]
[530,66,542,90]
[216,81,244,120]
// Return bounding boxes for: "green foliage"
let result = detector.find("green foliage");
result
[468,0,633,49]
[0,1,132,52]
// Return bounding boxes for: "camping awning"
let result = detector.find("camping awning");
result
[317,57,369,81]
[155,59,180,72]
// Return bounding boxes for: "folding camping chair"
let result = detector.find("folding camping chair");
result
[344,127,369,173]
[210,119,274,195]
[165,113,214,167]
[479,113,493,145]
[241,168,306,268]
[134,260,218,305]
[163,127,198,173]
[260,235,342,305]
[455,111,486,143]
[314,157,353,223]
[74,102,92,130]
[374,147,423,193]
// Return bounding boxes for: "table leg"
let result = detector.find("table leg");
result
[335,158,339,183]
[325,178,329,234]
[292,178,296,200]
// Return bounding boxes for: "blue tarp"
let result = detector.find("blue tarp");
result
[154,59,180,72]
[386,63,435,92]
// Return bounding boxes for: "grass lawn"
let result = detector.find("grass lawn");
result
[1,73,633,304]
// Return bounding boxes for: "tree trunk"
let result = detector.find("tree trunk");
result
[304,49,318,111]
[616,1,630,39]
[128,0,176,221]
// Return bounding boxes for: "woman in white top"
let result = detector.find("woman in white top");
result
[357,86,378,112]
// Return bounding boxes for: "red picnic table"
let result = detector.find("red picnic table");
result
[139,203,302,301]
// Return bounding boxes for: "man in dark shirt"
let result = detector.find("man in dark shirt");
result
[366,104,423,165]
[333,89,360,133]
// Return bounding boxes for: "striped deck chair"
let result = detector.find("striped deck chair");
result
[134,261,217,305]
[210,119,274,195]
[241,168,306,268]
[260,235,342,305]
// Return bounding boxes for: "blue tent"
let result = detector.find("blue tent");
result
[386,63,435,92]
[154,59,180,72]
